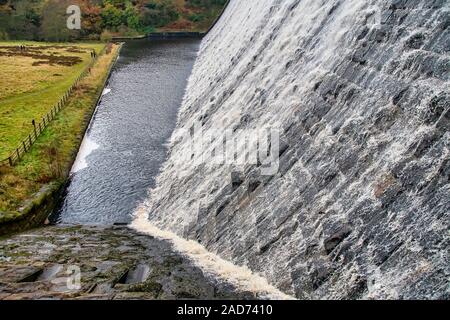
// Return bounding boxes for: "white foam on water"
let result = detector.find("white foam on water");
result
[71,88,109,174]
[129,0,449,299]
[130,207,294,300]
[71,136,99,173]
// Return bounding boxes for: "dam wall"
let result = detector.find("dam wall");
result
[138,0,449,299]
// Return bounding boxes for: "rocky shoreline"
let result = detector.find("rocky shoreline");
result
[0,225,257,300]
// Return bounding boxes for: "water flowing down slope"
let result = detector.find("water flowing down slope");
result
[131,208,294,300]
[134,0,450,299]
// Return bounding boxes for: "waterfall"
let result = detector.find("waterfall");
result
[133,0,450,299]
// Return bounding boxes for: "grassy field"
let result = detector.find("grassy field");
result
[0,41,105,160]
[0,42,119,218]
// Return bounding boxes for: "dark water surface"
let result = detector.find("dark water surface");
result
[55,38,200,225]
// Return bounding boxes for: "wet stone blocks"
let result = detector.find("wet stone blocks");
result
[0,226,257,300]
[143,0,449,299]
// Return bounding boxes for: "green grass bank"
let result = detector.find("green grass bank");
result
[0,42,121,235]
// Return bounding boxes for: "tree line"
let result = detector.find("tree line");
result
[0,0,227,41]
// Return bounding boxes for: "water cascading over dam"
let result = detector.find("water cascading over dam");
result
[133,0,450,299]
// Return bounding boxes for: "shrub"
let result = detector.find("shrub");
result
[186,0,227,8]
[87,33,100,41]
[188,13,205,23]
[0,30,9,40]
[140,0,180,28]
[101,3,124,31]
[124,1,141,30]
[100,30,113,42]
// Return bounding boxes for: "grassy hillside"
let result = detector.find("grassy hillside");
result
[0,41,118,216]
[0,0,228,41]
[0,41,104,160]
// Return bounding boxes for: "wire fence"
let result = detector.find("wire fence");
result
[0,46,108,167]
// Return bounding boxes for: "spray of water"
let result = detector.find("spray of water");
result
[131,0,449,299]
[131,207,294,300]
[71,137,99,173]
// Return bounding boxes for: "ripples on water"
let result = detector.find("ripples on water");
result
[55,39,200,225]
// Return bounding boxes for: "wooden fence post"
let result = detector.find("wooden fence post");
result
[16,148,20,161]
[8,157,12,166]
[32,119,37,139]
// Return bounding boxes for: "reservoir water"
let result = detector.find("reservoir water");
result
[55,38,200,225]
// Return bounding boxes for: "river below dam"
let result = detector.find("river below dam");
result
[53,38,200,225]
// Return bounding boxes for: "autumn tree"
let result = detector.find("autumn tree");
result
[101,2,123,30]
[80,1,103,35]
